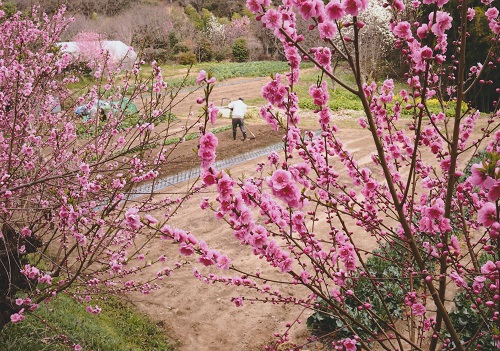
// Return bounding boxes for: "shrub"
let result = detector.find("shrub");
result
[232,38,249,62]
[175,52,197,65]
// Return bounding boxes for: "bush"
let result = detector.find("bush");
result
[307,240,424,342]
[232,38,249,62]
[175,52,197,65]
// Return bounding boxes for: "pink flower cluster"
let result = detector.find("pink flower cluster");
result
[262,74,288,106]
[267,169,303,208]
[468,160,500,234]
[198,132,218,170]
[160,224,231,269]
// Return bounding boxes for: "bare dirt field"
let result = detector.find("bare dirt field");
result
[126,77,381,351]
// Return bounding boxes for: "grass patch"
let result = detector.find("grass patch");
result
[0,294,174,351]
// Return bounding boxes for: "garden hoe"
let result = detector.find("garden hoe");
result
[246,125,256,140]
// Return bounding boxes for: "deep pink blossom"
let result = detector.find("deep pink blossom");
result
[313,47,332,73]
[262,74,288,106]
[429,11,452,37]
[412,303,426,316]
[309,82,329,106]
[262,8,282,29]
[343,0,368,16]
[318,21,337,40]
[343,338,357,351]
[393,21,413,39]
[325,0,344,20]
[478,202,497,227]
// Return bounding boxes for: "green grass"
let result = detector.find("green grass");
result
[0,294,174,351]
[69,60,306,97]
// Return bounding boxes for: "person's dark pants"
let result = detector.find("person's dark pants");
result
[232,117,247,140]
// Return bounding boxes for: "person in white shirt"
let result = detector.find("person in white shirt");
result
[227,97,247,141]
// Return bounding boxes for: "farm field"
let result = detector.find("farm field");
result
[125,69,487,351]
[2,0,498,349]
[123,75,374,351]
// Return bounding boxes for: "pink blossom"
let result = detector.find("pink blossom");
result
[200,197,210,210]
[196,70,207,85]
[412,303,426,316]
[216,255,231,270]
[21,227,32,238]
[469,164,487,187]
[343,337,357,351]
[467,8,476,21]
[10,310,25,323]
[429,11,452,37]
[74,345,82,351]
[449,235,460,256]
[199,132,218,149]
[319,108,332,126]
[268,151,280,165]
[145,214,158,225]
[86,305,102,314]
[38,274,53,285]
[262,74,287,106]
[262,8,282,30]
[125,207,142,230]
[208,102,219,124]
[199,255,214,266]
[318,21,337,40]
[393,21,413,39]
[427,198,445,219]
[325,0,345,20]
[198,132,218,170]
[203,168,219,184]
[477,202,497,227]
[488,181,500,201]
[260,105,279,131]
[450,271,468,288]
[269,169,293,191]
[481,260,497,275]
[485,7,499,21]
[79,162,90,174]
[179,243,195,256]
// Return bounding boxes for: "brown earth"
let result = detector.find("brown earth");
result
[126,77,390,351]
[151,76,361,179]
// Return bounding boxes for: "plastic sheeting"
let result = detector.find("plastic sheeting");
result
[56,40,137,70]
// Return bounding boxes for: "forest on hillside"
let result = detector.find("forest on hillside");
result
[2,0,282,64]
[3,0,499,110]
[2,0,400,77]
